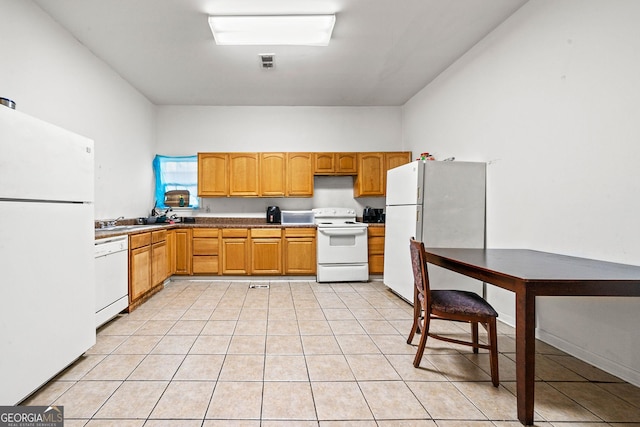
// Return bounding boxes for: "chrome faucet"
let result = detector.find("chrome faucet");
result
[104,216,124,228]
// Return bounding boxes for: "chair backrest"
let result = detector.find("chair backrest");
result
[409,238,431,304]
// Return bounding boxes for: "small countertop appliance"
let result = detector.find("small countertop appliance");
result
[266,206,281,224]
[363,206,384,223]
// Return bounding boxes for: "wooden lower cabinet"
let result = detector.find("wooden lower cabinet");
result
[151,230,168,286]
[192,228,219,274]
[221,228,250,274]
[250,228,283,274]
[367,226,385,274]
[174,229,191,275]
[284,228,316,274]
[167,230,176,276]
[129,231,165,311]
[130,244,151,301]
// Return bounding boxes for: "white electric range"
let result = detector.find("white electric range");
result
[312,207,369,282]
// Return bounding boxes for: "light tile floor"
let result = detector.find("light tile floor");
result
[25,279,640,426]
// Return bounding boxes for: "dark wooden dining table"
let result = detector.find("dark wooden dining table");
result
[423,248,640,426]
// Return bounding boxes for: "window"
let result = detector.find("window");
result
[153,155,199,208]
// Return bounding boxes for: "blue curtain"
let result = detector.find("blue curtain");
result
[153,155,199,208]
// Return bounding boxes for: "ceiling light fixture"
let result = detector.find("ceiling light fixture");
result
[208,15,336,46]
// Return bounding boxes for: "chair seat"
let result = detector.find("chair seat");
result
[431,290,498,318]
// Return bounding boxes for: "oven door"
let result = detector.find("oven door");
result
[317,226,368,264]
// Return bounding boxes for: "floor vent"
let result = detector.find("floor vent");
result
[259,54,275,69]
[249,284,270,289]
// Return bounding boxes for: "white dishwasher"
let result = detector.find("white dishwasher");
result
[95,235,129,327]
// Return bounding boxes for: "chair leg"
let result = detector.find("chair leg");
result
[488,317,499,387]
[413,312,430,368]
[407,302,421,344]
[471,322,479,354]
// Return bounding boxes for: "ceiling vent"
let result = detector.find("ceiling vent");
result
[259,54,275,70]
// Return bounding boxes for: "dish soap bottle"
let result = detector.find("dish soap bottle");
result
[179,195,185,207]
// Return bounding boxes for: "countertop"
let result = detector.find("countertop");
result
[95,218,385,239]
[95,217,315,239]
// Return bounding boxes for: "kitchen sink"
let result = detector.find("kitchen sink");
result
[98,225,152,231]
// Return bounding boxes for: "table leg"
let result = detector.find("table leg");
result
[515,289,536,425]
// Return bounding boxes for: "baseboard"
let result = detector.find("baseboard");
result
[496,310,640,388]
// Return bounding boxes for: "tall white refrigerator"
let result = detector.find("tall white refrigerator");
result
[383,160,486,302]
[0,107,96,404]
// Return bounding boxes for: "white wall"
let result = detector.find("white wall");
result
[403,0,640,385]
[0,0,156,219]
[156,106,403,215]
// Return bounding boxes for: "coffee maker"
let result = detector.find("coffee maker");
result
[363,206,384,223]
[266,206,281,224]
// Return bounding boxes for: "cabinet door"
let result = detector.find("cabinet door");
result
[198,153,228,196]
[151,241,167,286]
[286,152,313,196]
[336,153,357,174]
[221,228,250,274]
[284,228,316,274]
[167,230,176,276]
[354,153,385,197]
[313,152,335,174]
[383,152,412,196]
[251,238,282,274]
[229,153,259,196]
[130,245,151,300]
[260,152,286,197]
[385,152,412,171]
[367,227,385,274]
[174,229,192,275]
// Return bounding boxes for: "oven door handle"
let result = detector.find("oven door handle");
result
[318,228,367,236]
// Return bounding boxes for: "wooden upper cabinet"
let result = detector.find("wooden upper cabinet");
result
[229,153,259,196]
[354,151,412,197]
[260,152,286,197]
[383,151,412,193]
[198,153,228,197]
[286,152,313,197]
[336,153,358,174]
[314,152,357,175]
[198,151,409,198]
[313,153,335,174]
[354,153,385,197]
[385,152,412,171]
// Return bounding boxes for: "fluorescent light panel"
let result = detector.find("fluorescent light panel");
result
[208,15,335,46]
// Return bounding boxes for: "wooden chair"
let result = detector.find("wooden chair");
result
[407,238,500,387]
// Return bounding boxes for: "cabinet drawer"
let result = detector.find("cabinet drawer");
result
[368,236,385,253]
[284,228,316,237]
[367,227,385,237]
[192,228,219,238]
[130,232,151,249]
[192,256,219,274]
[151,230,167,243]
[222,228,249,238]
[193,238,219,255]
[251,228,282,238]
[369,254,384,274]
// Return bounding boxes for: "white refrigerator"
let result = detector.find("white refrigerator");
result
[383,160,486,302]
[0,107,96,405]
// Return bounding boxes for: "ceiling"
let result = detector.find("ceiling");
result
[34,0,528,106]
